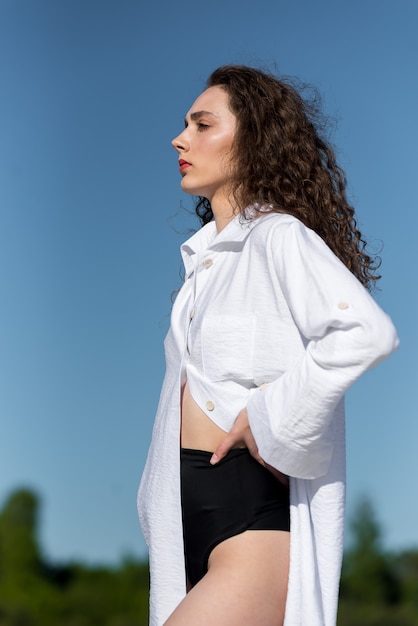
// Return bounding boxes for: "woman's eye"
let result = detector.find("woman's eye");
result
[197,123,209,130]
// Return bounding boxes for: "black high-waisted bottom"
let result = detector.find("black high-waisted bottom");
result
[180,447,290,587]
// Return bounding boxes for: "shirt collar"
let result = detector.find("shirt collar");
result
[180,212,267,277]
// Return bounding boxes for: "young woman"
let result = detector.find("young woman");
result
[138,65,399,626]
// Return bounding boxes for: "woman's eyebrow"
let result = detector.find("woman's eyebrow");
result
[184,110,218,125]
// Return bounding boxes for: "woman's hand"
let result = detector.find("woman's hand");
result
[210,408,259,465]
[210,409,289,488]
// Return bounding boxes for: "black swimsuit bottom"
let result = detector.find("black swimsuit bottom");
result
[180,447,290,587]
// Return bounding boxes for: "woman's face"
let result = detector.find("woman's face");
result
[172,86,237,206]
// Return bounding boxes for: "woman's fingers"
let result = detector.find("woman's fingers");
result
[210,425,246,464]
[210,409,255,465]
[210,435,235,465]
[209,410,289,488]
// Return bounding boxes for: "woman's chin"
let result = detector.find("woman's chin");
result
[180,181,203,197]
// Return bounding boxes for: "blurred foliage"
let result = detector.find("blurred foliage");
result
[338,496,418,625]
[0,488,417,625]
[0,489,149,625]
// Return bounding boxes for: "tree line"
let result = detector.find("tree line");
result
[0,489,417,625]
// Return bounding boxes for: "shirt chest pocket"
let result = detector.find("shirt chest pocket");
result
[200,314,256,382]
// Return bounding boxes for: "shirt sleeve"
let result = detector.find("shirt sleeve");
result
[246,219,399,479]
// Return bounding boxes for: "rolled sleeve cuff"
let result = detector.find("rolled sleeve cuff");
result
[246,388,334,479]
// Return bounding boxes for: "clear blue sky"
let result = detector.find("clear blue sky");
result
[0,0,416,565]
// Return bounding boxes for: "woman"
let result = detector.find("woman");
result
[138,65,399,626]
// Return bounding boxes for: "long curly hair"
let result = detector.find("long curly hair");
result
[195,65,380,289]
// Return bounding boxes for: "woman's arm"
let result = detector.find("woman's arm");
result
[213,219,399,479]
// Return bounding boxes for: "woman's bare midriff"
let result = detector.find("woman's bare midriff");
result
[181,380,232,452]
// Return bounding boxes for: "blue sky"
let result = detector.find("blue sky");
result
[0,0,416,565]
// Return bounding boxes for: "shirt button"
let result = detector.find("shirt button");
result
[206,400,215,411]
[202,258,213,268]
[190,308,195,319]
[338,301,349,310]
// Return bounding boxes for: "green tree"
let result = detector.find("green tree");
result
[0,488,149,625]
[0,488,62,625]
[0,489,42,584]
[340,496,401,606]
[395,551,418,610]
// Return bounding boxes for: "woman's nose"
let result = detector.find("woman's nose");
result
[171,129,189,152]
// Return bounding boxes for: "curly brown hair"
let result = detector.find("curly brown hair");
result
[195,65,380,289]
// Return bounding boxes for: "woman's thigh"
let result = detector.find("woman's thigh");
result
[163,529,290,626]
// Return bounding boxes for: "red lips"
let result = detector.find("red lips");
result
[179,159,191,172]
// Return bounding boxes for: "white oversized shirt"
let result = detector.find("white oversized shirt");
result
[138,212,399,626]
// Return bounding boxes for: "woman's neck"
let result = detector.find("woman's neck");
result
[210,194,237,233]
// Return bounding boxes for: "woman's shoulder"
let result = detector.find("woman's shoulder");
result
[250,211,312,242]
[250,210,339,266]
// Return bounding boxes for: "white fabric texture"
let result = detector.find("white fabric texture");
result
[138,212,399,626]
